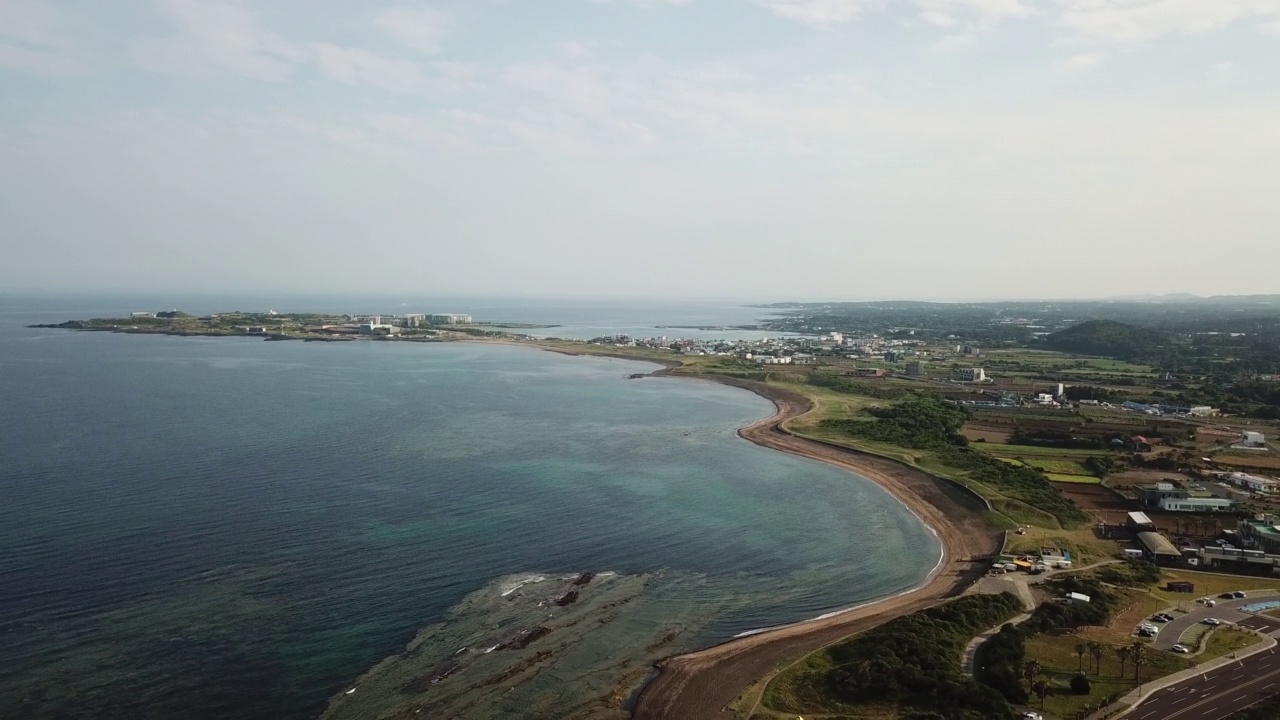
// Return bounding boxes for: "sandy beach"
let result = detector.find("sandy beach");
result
[630,376,1005,720]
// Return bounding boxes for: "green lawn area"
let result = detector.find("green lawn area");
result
[1023,634,1189,720]
[1149,569,1280,605]
[770,381,888,430]
[1025,459,1094,475]
[1199,628,1260,660]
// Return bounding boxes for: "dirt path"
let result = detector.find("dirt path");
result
[631,378,1005,720]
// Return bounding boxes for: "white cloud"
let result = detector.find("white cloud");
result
[753,0,883,26]
[1056,51,1106,73]
[132,0,430,93]
[916,0,1031,28]
[375,7,448,53]
[0,0,89,76]
[1059,0,1280,44]
[132,0,303,81]
[310,43,426,93]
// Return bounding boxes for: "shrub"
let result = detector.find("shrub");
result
[1071,673,1092,695]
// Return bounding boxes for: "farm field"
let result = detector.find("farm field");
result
[1212,453,1280,471]
[1051,482,1131,523]
[1048,473,1101,484]
[982,444,1110,458]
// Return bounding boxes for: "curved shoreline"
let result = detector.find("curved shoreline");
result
[627,372,1003,720]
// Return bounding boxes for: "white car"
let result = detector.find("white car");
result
[1172,644,1190,653]
[1023,713,1044,720]
[1203,618,1222,626]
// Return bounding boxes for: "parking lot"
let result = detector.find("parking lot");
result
[1143,590,1280,652]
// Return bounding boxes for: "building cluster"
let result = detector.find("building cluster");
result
[349,313,472,327]
[1120,400,1220,418]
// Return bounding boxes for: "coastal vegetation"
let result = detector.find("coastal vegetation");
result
[818,394,1090,527]
[763,593,1024,720]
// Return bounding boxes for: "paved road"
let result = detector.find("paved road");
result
[1128,646,1280,720]
[1146,592,1280,652]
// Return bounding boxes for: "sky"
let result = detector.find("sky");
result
[2,0,1279,301]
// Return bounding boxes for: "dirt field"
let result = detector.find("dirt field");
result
[1052,481,1130,516]
[961,424,1012,443]
[1105,469,1199,492]
[1213,453,1280,471]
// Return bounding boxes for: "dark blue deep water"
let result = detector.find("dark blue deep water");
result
[0,296,939,720]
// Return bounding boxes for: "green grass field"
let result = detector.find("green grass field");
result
[1048,474,1102,484]
[982,444,1111,457]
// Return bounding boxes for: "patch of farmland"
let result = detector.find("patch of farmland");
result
[960,424,1011,443]
[982,444,1110,457]
[1052,481,1130,514]
[1213,453,1280,470]
[1047,473,1102,484]
[1022,459,1094,475]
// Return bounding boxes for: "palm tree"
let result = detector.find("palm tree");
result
[1116,645,1132,678]
[1075,642,1088,673]
[1033,679,1050,710]
[1131,641,1149,682]
[1089,641,1106,675]
[1023,659,1043,693]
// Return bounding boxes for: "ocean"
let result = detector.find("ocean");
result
[0,295,939,719]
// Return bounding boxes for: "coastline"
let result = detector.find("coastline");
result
[28,326,998,718]
[613,369,1003,719]
[481,338,1003,719]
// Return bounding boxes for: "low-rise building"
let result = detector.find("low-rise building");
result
[1239,516,1280,555]
[1227,472,1280,494]
[1134,482,1188,507]
[1157,497,1234,512]
[955,367,987,383]
[1136,531,1182,565]
[904,361,924,377]
[1126,511,1156,531]
[1242,431,1267,448]
[848,368,885,378]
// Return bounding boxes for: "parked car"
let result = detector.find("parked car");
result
[1203,618,1222,626]
[1235,591,1248,598]
[1220,592,1236,599]
[1023,713,1044,720]
[1172,644,1190,653]
[1139,629,1156,637]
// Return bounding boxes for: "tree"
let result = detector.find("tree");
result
[1088,642,1106,676]
[1071,673,1092,695]
[1130,641,1149,682]
[1116,645,1132,678]
[1032,679,1049,710]
[1075,642,1088,673]
[1023,659,1042,693]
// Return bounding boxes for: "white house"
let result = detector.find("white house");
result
[1242,432,1267,448]
[1228,472,1280,494]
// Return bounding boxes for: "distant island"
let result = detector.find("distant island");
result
[30,310,553,341]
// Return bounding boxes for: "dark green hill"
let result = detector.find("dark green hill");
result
[1044,320,1170,360]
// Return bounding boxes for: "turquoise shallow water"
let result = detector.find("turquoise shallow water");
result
[0,302,939,720]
